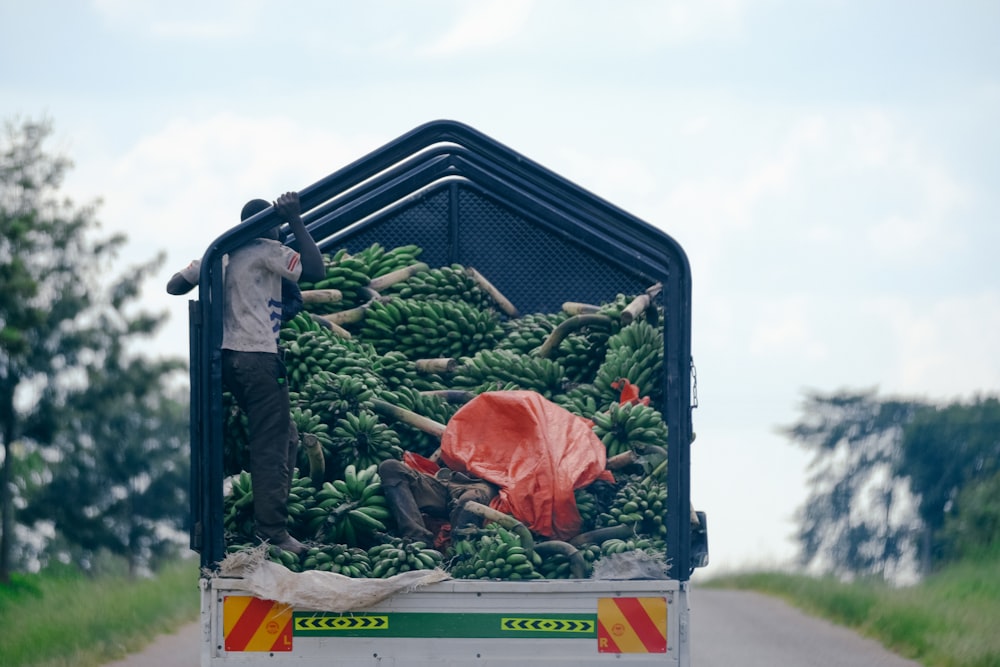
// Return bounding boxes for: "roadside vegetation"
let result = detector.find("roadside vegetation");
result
[705,549,1000,667]
[0,556,199,667]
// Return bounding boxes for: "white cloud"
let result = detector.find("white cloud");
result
[748,297,828,361]
[91,0,265,40]
[421,0,535,56]
[866,293,1000,400]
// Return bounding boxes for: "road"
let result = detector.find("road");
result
[689,588,923,666]
[104,589,923,666]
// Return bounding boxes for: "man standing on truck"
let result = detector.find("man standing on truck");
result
[167,191,325,555]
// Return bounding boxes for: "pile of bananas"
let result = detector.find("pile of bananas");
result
[596,475,668,539]
[311,464,393,547]
[301,543,373,577]
[368,539,445,578]
[220,242,676,577]
[449,526,543,580]
[358,296,502,360]
[450,348,567,400]
[590,400,669,458]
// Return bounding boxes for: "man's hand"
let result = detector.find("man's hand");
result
[274,191,302,222]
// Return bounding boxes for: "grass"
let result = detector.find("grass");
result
[0,556,200,667]
[704,554,1000,667]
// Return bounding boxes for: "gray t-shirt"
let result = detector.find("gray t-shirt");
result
[180,239,303,352]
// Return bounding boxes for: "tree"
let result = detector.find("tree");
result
[20,259,190,576]
[899,396,1000,570]
[0,117,189,581]
[782,389,925,581]
[786,389,1000,581]
[1,117,133,581]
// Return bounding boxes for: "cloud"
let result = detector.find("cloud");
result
[91,0,265,40]
[421,0,535,56]
[867,293,1000,399]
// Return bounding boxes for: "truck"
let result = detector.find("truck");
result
[186,119,708,665]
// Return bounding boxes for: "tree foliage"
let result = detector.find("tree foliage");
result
[786,389,1000,581]
[0,117,188,581]
[783,388,924,581]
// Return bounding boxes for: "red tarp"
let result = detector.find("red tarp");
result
[439,390,613,540]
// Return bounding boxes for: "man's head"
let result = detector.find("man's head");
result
[241,198,278,240]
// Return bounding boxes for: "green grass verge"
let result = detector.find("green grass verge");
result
[0,557,200,667]
[703,555,1000,667]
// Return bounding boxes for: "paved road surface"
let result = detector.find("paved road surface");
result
[102,620,200,667]
[104,589,924,666]
[689,588,923,666]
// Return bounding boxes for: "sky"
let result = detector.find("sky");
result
[2,0,998,579]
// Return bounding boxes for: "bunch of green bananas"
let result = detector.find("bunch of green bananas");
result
[574,488,600,533]
[497,311,567,355]
[285,471,319,540]
[353,243,424,279]
[591,319,664,407]
[223,470,256,540]
[596,475,668,538]
[598,536,665,557]
[382,264,494,311]
[301,543,373,577]
[449,525,543,581]
[329,409,403,472]
[282,328,382,393]
[358,296,502,360]
[451,348,566,400]
[590,400,669,458]
[312,464,393,547]
[299,249,371,313]
[368,539,445,578]
[537,544,601,579]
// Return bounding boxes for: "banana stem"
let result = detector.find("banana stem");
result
[534,314,613,358]
[561,302,601,315]
[320,303,368,325]
[368,262,430,292]
[415,358,458,374]
[370,398,446,438]
[302,433,325,484]
[606,450,638,471]
[301,288,343,304]
[466,266,519,317]
[621,282,662,325]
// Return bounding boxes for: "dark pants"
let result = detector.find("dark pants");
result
[379,459,497,539]
[223,350,298,539]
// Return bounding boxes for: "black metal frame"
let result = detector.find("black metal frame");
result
[188,120,694,580]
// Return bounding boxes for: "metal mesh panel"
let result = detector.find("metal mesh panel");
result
[328,183,651,314]
[334,188,453,265]
[455,188,647,313]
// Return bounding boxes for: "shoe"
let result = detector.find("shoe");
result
[256,532,308,556]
